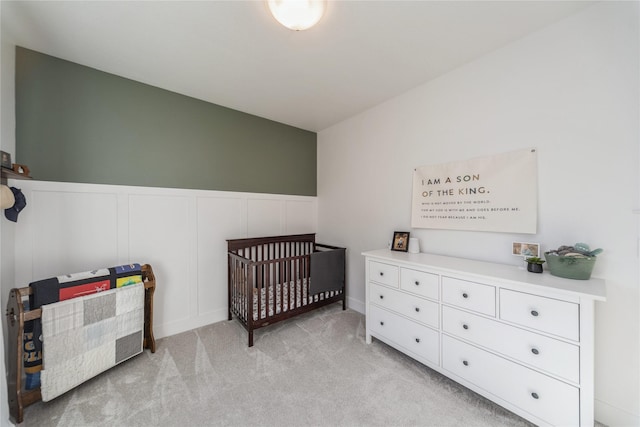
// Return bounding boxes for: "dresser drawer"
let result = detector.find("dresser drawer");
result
[369,261,399,288]
[500,289,579,341]
[442,276,496,316]
[369,305,439,365]
[442,306,580,383]
[442,335,579,427]
[400,268,439,301]
[369,283,439,328]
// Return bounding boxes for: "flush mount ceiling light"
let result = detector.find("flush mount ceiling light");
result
[267,0,327,31]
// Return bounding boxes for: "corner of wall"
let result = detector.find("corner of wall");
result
[1,6,17,424]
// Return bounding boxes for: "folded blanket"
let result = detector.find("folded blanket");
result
[30,263,142,307]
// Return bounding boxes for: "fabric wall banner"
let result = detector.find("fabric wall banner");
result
[411,148,537,233]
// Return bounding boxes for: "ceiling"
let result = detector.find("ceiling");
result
[2,1,594,132]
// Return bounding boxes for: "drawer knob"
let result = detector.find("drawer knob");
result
[531,310,539,317]
[462,293,469,299]
[415,338,420,343]
[462,360,469,366]
[379,295,384,300]
[380,321,384,326]
[379,272,384,276]
[415,281,420,286]
[415,307,420,312]
[531,348,539,355]
[462,324,469,330]
[531,392,539,400]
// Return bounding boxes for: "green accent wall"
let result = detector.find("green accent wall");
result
[15,47,316,196]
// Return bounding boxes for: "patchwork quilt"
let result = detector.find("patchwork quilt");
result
[40,282,144,401]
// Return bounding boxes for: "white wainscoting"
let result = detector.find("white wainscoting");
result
[10,180,317,339]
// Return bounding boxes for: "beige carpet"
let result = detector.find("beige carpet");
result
[20,303,538,426]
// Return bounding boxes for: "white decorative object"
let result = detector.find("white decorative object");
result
[408,237,420,253]
[363,249,606,427]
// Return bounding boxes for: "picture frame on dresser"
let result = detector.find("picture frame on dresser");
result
[512,241,540,258]
[391,231,410,252]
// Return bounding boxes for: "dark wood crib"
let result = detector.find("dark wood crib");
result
[227,234,346,346]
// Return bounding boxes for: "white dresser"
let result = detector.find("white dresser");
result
[363,249,606,427]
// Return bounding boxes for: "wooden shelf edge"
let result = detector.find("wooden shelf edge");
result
[1,167,32,181]
[1,167,32,185]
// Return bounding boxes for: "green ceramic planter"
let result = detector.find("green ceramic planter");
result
[544,252,596,280]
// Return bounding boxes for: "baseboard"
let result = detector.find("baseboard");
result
[596,398,640,426]
[155,309,228,339]
[347,296,365,314]
[156,299,364,340]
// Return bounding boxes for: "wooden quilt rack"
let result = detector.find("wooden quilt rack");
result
[5,264,157,424]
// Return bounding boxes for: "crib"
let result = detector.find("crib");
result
[228,234,346,346]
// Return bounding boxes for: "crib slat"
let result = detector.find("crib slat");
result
[264,263,267,318]
[279,258,284,315]
[241,262,246,322]
[248,264,254,326]
[255,264,260,321]
[269,258,274,314]
[293,254,298,310]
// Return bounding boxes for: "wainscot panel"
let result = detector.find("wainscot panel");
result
[11,180,317,339]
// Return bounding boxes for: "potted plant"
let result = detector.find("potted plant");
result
[525,256,545,273]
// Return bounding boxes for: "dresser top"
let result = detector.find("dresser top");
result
[362,249,606,301]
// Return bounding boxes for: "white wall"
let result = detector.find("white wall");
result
[317,2,639,426]
[8,180,317,339]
